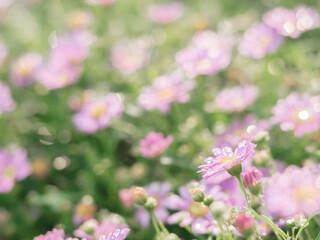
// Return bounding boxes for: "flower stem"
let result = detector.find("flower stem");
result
[149,211,163,239]
[152,210,169,236]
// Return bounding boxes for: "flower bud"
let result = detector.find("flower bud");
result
[80,219,96,235]
[235,212,254,237]
[132,187,148,206]
[250,195,262,211]
[203,196,214,206]
[144,196,158,211]
[209,201,228,219]
[253,150,270,167]
[230,207,242,225]
[253,131,270,143]
[241,167,263,195]
[190,188,205,202]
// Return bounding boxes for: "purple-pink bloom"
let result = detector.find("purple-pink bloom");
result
[11,53,42,87]
[34,228,66,240]
[147,2,184,25]
[176,31,233,78]
[0,81,15,115]
[198,138,256,182]
[166,182,221,235]
[271,92,320,137]
[238,23,283,59]
[138,71,195,114]
[75,218,129,240]
[36,63,82,90]
[215,85,259,112]
[139,132,173,158]
[85,0,116,5]
[0,148,31,193]
[263,6,319,38]
[67,10,93,30]
[135,182,171,228]
[111,38,151,75]
[215,114,269,148]
[263,164,320,219]
[72,93,124,134]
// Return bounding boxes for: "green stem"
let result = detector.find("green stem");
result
[216,218,226,240]
[149,211,163,239]
[222,220,234,240]
[292,228,295,240]
[254,225,263,240]
[235,175,287,240]
[152,211,169,236]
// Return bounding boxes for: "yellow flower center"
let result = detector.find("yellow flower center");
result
[294,186,319,202]
[259,35,271,47]
[220,156,236,165]
[17,60,32,77]
[90,103,107,119]
[188,202,209,218]
[158,88,175,100]
[195,59,212,71]
[2,166,15,179]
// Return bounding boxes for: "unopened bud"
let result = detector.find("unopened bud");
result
[190,188,205,202]
[209,201,228,219]
[254,131,270,143]
[203,196,214,206]
[132,187,148,206]
[253,150,270,167]
[144,197,158,211]
[235,212,254,237]
[80,219,96,235]
[241,167,263,195]
[286,217,295,228]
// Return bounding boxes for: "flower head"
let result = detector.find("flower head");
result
[147,2,184,25]
[241,167,263,195]
[138,71,195,114]
[33,228,65,240]
[263,6,319,38]
[99,227,130,240]
[11,52,42,87]
[238,23,283,59]
[271,92,320,137]
[67,10,93,30]
[0,81,15,115]
[263,165,320,219]
[0,148,31,193]
[198,138,256,182]
[176,31,233,77]
[72,93,124,134]
[139,132,173,158]
[216,85,259,112]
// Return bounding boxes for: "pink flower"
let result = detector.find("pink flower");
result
[36,63,81,90]
[176,31,233,77]
[234,212,254,236]
[85,0,116,5]
[0,148,31,193]
[119,189,134,208]
[135,182,171,228]
[74,218,130,240]
[34,228,66,240]
[139,132,173,158]
[0,81,15,115]
[72,93,124,134]
[216,85,259,112]
[67,10,93,30]
[238,23,283,59]
[138,71,195,114]
[11,53,42,87]
[263,6,319,38]
[198,138,256,182]
[111,38,151,75]
[271,92,320,137]
[263,165,320,219]
[147,2,184,25]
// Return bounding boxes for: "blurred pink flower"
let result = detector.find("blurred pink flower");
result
[0,148,31,193]
[138,71,195,114]
[135,182,171,228]
[147,2,184,25]
[11,53,42,87]
[263,165,320,219]
[85,0,116,6]
[198,138,256,182]
[36,63,81,90]
[139,132,173,158]
[216,115,269,148]
[67,10,93,30]
[216,85,259,112]
[119,189,134,208]
[271,92,320,137]
[111,38,151,75]
[75,218,129,240]
[0,81,15,115]
[176,31,233,77]
[238,23,283,59]
[263,6,319,38]
[34,228,66,240]
[72,93,124,134]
